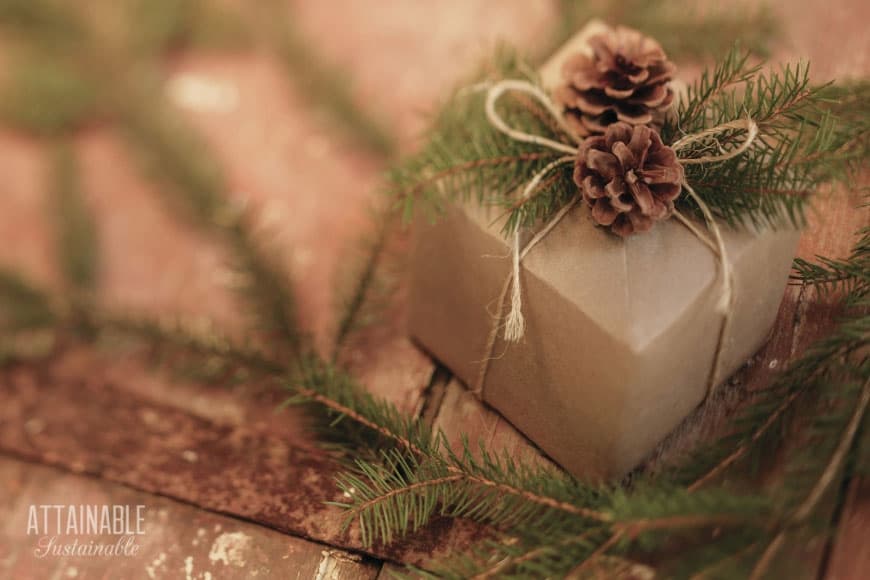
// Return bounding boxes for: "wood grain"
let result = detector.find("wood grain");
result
[0,362,487,569]
[0,456,381,580]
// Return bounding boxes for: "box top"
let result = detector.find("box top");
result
[462,22,800,351]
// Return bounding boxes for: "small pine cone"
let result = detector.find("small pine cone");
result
[574,122,684,237]
[555,26,676,136]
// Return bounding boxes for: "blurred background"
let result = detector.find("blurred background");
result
[0,0,866,356]
[0,0,867,578]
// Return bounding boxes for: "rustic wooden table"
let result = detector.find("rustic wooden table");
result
[0,1,867,578]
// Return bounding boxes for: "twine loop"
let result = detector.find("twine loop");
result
[473,79,758,398]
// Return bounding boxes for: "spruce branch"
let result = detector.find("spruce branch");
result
[792,224,869,298]
[0,269,56,332]
[564,531,624,579]
[331,207,400,361]
[750,375,870,580]
[48,142,99,328]
[94,310,285,375]
[253,0,396,158]
[464,531,599,580]
[687,390,802,493]
[396,45,860,238]
[117,96,303,356]
[546,0,779,62]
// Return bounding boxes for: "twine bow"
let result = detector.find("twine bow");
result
[472,79,758,399]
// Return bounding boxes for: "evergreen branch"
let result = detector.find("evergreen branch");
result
[0,269,56,331]
[564,531,624,579]
[117,97,302,355]
[453,470,609,523]
[335,448,608,548]
[675,311,868,489]
[394,151,559,206]
[546,0,779,62]
[94,310,286,375]
[687,390,802,492]
[293,386,429,458]
[254,0,396,158]
[666,56,848,228]
[331,208,398,360]
[466,532,597,580]
[349,473,466,516]
[49,141,99,324]
[0,49,98,134]
[750,376,870,580]
[125,0,250,57]
[688,541,761,580]
[286,358,444,458]
[665,46,760,142]
[0,0,88,58]
[791,224,869,297]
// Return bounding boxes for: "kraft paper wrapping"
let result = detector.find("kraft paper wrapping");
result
[407,23,801,479]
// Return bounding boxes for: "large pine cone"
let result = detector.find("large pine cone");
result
[575,122,684,237]
[555,26,676,136]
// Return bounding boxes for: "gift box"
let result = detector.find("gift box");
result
[407,22,801,480]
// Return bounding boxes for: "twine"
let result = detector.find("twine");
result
[472,79,758,399]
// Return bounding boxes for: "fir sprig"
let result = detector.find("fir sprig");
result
[547,0,779,63]
[392,45,862,236]
[389,48,577,234]
[792,224,869,300]
[331,208,400,361]
[118,97,304,357]
[49,142,99,329]
[0,269,56,332]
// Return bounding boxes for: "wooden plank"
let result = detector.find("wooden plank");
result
[0,456,381,580]
[0,363,487,568]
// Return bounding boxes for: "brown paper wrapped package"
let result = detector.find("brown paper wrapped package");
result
[408,22,801,480]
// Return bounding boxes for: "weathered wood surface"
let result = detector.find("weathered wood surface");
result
[0,359,487,568]
[0,456,381,580]
[0,0,868,577]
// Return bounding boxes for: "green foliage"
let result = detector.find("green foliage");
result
[49,143,99,308]
[0,0,86,53]
[126,0,250,56]
[665,52,863,228]
[330,208,405,361]
[331,440,607,547]
[793,222,869,301]
[548,0,779,62]
[393,44,864,237]
[0,52,98,134]
[255,0,396,158]
[119,98,302,356]
[285,357,443,459]
[389,48,577,235]
[97,311,284,375]
[0,270,55,331]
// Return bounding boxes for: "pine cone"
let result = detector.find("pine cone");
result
[555,26,676,136]
[574,122,684,237]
